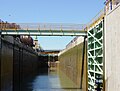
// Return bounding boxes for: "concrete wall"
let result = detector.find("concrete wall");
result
[13,41,38,91]
[38,55,48,69]
[58,41,87,91]
[1,37,13,91]
[0,36,38,91]
[105,4,120,91]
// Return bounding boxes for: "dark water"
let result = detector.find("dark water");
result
[19,68,82,91]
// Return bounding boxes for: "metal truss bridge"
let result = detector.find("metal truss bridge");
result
[0,23,87,36]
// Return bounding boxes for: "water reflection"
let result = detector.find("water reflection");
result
[20,68,82,91]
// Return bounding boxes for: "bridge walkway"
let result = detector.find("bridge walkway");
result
[0,23,87,36]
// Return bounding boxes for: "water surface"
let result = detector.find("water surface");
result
[21,68,82,91]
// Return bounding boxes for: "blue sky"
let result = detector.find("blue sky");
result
[0,0,105,50]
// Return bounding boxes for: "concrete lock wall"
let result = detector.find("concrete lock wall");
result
[105,4,120,91]
[0,36,38,91]
[59,40,87,91]
[13,40,38,91]
[38,55,49,70]
[1,37,13,91]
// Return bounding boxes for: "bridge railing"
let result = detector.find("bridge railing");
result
[0,22,86,31]
[19,23,86,30]
[0,21,20,30]
[86,8,105,28]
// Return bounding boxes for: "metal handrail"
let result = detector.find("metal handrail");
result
[0,23,86,31]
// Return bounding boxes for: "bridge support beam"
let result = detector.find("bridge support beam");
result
[1,30,87,36]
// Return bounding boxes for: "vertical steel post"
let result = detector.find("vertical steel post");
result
[80,36,87,89]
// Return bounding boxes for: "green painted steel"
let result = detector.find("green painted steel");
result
[87,18,104,91]
[1,29,87,36]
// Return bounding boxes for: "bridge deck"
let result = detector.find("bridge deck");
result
[0,23,87,36]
